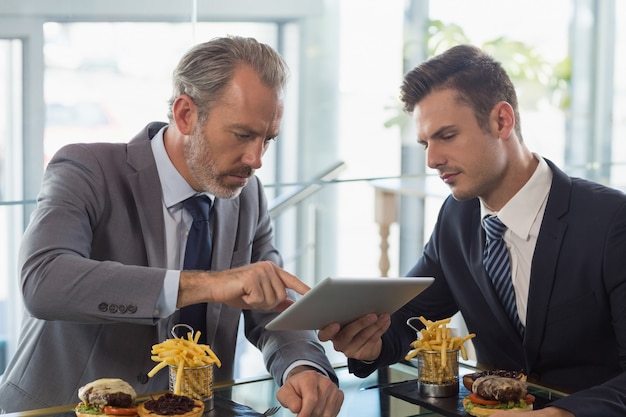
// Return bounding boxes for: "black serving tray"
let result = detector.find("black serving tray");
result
[384,380,557,417]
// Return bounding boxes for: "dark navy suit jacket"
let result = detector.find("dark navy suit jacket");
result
[350,159,626,417]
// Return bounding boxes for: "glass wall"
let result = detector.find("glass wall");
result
[0,39,23,373]
[0,35,27,375]
[42,22,280,166]
[612,0,626,188]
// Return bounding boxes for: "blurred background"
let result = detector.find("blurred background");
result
[0,0,624,399]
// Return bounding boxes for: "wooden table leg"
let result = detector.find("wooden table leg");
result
[375,189,398,277]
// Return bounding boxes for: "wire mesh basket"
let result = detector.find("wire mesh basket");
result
[416,349,459,397]
[168,363,214,401]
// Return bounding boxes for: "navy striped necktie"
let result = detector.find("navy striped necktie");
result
[179,195,212,344]
[483,215,524,336]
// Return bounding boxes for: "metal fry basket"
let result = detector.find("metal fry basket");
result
[168,324,214,409]
[168,363,214,407]
[416,349,459,397]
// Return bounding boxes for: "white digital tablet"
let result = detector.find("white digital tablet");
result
[265,276,434,331]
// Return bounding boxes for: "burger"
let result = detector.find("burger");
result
[136,393,204,417]
[75,378,138,417]
[462,375,536,416]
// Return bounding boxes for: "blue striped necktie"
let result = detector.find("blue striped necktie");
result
[483,215,524,336]
[179,195,212,344]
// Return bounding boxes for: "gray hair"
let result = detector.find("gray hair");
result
[167,35,289,124]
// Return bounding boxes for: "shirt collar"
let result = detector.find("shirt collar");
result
[150,125,213,208]
[480,154,552,239]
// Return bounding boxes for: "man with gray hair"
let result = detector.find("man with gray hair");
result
[0,36,343,416]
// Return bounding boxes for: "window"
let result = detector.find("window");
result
[612,0,626,189]
[43,22,280,166]
[0,38,24,374]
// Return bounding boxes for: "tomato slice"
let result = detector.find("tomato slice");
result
[525,393,536,404]
[103,406,138,416]
[468,392,500,406]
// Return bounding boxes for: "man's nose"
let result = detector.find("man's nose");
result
[426,143,443,169]
[242,139,265,169]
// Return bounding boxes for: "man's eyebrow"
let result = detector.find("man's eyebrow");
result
[229,123,280,139]
[427,124,456,140]
[229,123,254,132]
[226,124,259,138]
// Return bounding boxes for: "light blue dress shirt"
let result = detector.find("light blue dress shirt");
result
[150,125,213,317]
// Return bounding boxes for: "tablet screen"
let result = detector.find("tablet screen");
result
[265,276,434,331]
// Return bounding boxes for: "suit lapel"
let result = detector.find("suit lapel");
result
[126,123,168,268]
[525,160,570,371]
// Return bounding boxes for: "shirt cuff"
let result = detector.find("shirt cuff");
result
[155,270,181,317]
[282,360,329,385]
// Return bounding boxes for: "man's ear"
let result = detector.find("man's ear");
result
[172,94,197,135]
[492,101,515,139]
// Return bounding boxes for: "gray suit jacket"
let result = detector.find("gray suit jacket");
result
[0,122,335,412]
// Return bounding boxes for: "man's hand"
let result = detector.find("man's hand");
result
[489,407,574,416]
[318,313,391,361]
[177,261,310,311]
[276,367,344,417]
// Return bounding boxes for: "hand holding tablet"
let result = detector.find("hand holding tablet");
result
[265,276,434,331]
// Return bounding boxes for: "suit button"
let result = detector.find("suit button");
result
[137,373,149,384]
[118,304,127,314]
[127,305,137,314]
[98,302,108,312]
[108,304,118,313]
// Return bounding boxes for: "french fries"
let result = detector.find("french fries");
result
[147,327,221,396]
[405,316,475,384]
[405,316,475,361]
